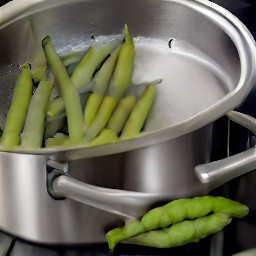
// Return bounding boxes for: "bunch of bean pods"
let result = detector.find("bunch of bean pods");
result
[106,196,249,251]
[0,24,161,150]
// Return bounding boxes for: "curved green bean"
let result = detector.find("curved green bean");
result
[47,40,118,119]
[45,133,69,147]
[1,63,33,149]
[31,45,47,83]
[121,84,156,139]
[106,196,249,251]
[47,97,65,118]
[84,96,118,142]
[21,77,53,149]
[84,24,134,141]
[107,95,136,135]
[127,213,231,248]
[107,24,135,100]
[140,196,248,230]
[44,115,66,139]
[42,36,85,145]
[84,46,120,127]
[108,79,162,135]
[87,128,118,147]
[71,40,118,92]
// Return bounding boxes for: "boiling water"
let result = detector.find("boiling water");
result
[132,38,232,131]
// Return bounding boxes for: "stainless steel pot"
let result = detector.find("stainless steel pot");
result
[0,0,254,244]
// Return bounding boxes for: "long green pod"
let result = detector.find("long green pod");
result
[105,196,249,251]
[121,84,156,139]
[84,96,118,142]
[31,45,47,83]
[44,116,66,139]
[21,77,53,149]
[108,79,162,135]
[84,46,120,127]
[107,95,136,135]
[47,97,65,117]
[47,40,118,119]
[86,128,118,147]
[71,40,119,92]
[42,36,85,145]
[140,196,249,230]
[107,24,135,100]
[45,133,69,147]
[126,213,231,249]
[1,63,33,149]
[84,25,134,141]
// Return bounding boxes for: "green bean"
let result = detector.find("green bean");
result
[106,220,145,252]
[21,77,53,149]
[84,96,118,142]
[121,84,156,139]
[44,116,66,139]
[84,46,120,128]
[105,196,249,251]
[140,196,248,230]
[47,97,65,118]
[108,79,162,135]
[42,36,85,145]
[86,128,118,147]
[107,24,135,100]
[31,46,47,83]
[31,66,47,84]
[61,50,84,67]
[45,133,69,147]
[107,95,136,135]
[47,41,117,119]
[126,213,231,248]
[71,40,118,92]
[1,63,33,149]
[84,25,134,141]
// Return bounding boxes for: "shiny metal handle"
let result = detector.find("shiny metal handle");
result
[195,146,256,184]
[50,172,162,219]
[226,110,256,134]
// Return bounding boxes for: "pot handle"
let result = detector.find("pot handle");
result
[195,110,256,184]
[48,168,162,220]
[195,146,256,184]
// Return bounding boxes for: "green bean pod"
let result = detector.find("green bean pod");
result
[47,97,65,117]
[47,40,118,119]
[107,95,136,135]
[140,196,249,230]
[31,45,47,83]
[44,116,66,139]
[107,24,135,100]
[121,84,156,139]
[108,79,162,135]
[21,78,53,149]
[84,47,120,127]
[1,63,33,149]
[84,96,118,142]
[71,40,118,92]
[42,36,85,145]
[106,196,249,251]
[86,128,118,147]
[84,25,134,141]
[126,213,231,249]
[45,133,69,147]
